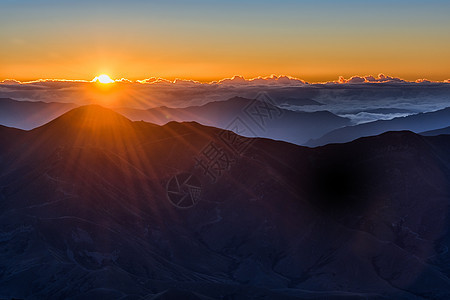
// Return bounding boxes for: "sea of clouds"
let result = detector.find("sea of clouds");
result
[1,74,449,124]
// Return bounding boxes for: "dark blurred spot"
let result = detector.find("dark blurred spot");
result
[307,160,369,215]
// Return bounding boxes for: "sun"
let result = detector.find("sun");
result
[93,74,114,84]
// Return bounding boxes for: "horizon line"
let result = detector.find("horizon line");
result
[1,73,449,85]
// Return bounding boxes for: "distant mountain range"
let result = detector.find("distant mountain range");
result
[277,97,323,107]
[421,126,450,136]
[0,98,76,130]
[3,97,450,149]
[307,107,450,146]
[116,96,350,145]
[1,106,450,298]
[0,97,351,145]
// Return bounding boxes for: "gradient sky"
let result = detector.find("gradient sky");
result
[1,0,449,82]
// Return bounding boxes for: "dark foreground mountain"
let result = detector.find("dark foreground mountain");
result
[1,105,450,299]
[307,107,450,146]
[117,96,351,145]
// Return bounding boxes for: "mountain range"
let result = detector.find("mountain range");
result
[5,97,450,148]
[0,97,351,145]
[0,98,76,130]
[421,126,450,136]
[308,107,450,146]
[1,106,450,298]
[116,96,351,145]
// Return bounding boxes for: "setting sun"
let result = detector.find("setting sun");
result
[93,74,114,84]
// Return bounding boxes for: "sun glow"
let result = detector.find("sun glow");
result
[93,74,114,84]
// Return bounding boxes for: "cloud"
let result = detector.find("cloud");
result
[339,112,416,125]
[338,76,365,84]
[415,79,433,83]
[136,77,172,84]
[215,75,247,85]
[172,78,204,86]
[336,73,409,84]
[215,74,308,86]
[0,79,21,85]
[1,74,448,110]
[132,74,308,87]
[114,78,134,83]
[2,74,448,87]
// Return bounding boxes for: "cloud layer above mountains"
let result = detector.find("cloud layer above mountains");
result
[1,74,449,124]
[2,73,448,87]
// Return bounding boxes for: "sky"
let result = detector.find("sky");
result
[1,0,449,82]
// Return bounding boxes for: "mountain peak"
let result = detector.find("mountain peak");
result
[29,105,138,150]
[36,104,132,132]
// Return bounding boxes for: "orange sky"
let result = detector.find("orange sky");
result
[1,1,449,82]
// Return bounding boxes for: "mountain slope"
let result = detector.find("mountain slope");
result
[307,107,450,146]
[1,106,450,299]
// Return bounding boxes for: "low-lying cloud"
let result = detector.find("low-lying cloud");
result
[1,75,449,118]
